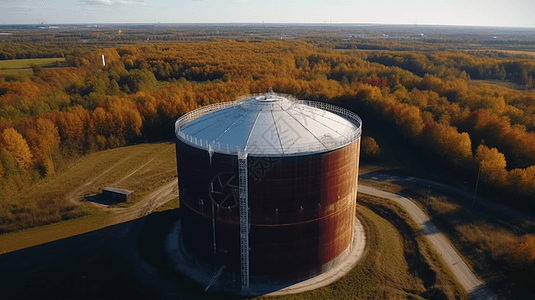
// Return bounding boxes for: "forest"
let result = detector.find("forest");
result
[1,36,535,244]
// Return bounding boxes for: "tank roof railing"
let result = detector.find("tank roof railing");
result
[174,93,362,157]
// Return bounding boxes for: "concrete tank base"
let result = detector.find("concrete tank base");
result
[165,214,366,297]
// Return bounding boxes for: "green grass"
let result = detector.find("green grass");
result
[108,143,177,208]
[0,68,33,76]
[153,196,180,212]
[0,58,65,69]
[255,195,467,300]
[42,142,175,199]
[0,207,113,255]
[0,142,177,233]
[471,79,526,90]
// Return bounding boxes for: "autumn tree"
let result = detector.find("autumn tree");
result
[362,137,381,158]
[30,64,43,76]
[513,234,535,270]
[391,103,424,138]
[0,128,32,170]
[27,118,61,176]
[508,165,535,199]
[475,144,508,187]
[422,121,473,166]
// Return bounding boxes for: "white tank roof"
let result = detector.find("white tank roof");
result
[175,93,361,156]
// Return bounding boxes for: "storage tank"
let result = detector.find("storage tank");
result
[174,92,361,289]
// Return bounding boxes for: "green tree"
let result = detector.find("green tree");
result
[30,63,43,76]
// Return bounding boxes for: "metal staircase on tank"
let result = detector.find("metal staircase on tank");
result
[238,150,249,290]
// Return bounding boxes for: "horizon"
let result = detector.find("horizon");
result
[1,22,534,31]
[2,0,534,28]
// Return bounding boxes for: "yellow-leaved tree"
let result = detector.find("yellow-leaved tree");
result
[36,118,61,176]
[475,144,508,187]
[514,234,535,269]
[362,137,381,158]
[0,128,33,170]
[27,118,61,176]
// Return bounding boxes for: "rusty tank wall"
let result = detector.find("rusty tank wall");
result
[176,137,360,282]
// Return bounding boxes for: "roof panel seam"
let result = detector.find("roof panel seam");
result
[300,105,356,129]
[270,110,285,155]
[277,102,328,151]
[291,108,347,140]
[182,107,239,132]
[189,108,243,136]
[244,108,262,152]
[214,111,247,143]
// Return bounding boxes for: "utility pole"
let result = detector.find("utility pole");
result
[472,165,481,211]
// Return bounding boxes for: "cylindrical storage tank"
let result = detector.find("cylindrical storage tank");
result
[175,93,361,284]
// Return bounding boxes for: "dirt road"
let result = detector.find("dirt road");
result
[110,179,178,225]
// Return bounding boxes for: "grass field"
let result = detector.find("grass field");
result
[25,141,176,206]
[494,50,535,58]
[0,207,112,255]
[0,68,33,76]
[471,79,526,90]
[0,57,65,69]
[1,142,177,233]
[463,49,535,58]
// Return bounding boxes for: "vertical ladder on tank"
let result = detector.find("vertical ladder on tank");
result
[238,150,250,290]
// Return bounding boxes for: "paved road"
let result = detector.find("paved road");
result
[359,184,496,300]
[360,171,535,225]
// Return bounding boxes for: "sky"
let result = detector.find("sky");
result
[1,0,534,28]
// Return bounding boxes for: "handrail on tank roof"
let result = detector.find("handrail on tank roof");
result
[174,93,362,156]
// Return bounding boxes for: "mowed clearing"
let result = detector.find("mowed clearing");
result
[495,50,535,57]
[0,57,65,76]
[0,57,65,69]
[0,142,178,253]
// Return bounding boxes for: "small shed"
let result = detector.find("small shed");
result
[102,187,134,202]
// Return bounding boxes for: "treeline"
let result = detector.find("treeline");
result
[366,51,535,87]
[1,40,535,233]
[0,41,98,60]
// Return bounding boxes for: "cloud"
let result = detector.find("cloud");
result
[79,0,144,5]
